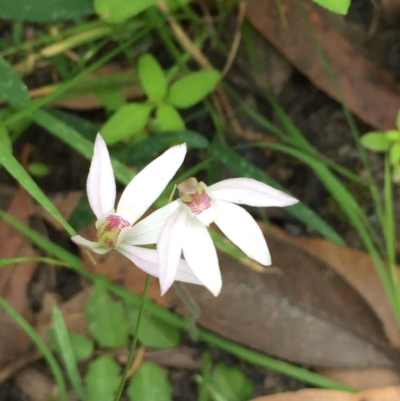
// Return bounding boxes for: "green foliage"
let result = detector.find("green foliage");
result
[361,120,400,182]
[139,54,167,101]
[95,87,127,113]
[68,194,94,232]
[95,0,158,23]
[156,103,185,131]
[101,103,153,144]
[167,69,220,109]
[0,0,94,22]
[127,304,182,348]
[311,0,351,14]
[127,361,172,401]
[360,132,390,152]
[0,125,11,154]
[0,57,30,108]
[51,306,85,399]
[211,363,253,401]
[211,143,344,245]
[85,356,120,401]
[67,331,95,362]
[28,162,51,177]
[85,282,130,347]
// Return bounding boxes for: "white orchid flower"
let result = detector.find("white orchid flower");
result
[71,133,196,281]
[154,177,299,296]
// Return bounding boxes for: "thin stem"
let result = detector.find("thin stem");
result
[0,256,68,267]
[174,282,201,340]
[113,274,151,401]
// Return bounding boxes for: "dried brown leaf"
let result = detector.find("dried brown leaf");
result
[251,385,400,401]
[0,188,38,368]
[246,0,400,130]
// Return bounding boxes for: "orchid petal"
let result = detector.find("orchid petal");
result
[117,201,180,247]
[71,235,110,255]
[86,133,117,219]
[117,244,201,284]
[209,178,298,207]
[182,216,222,296]
[117,143,187,224]
[157,207,187,295]
[214,200,271,265]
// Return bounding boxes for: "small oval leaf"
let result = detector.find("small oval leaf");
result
[211,363,254,401]
[167,69,220,109]
[390,142,400,166]
[311,0,350,14]
[139,54,167,101]
[156,103,185,131]
[127,361,172,401]
[384,129,400,142]
[85,282,129,347]
[101,102,153,144]
[85,356,120,401]
[360,132,390,152]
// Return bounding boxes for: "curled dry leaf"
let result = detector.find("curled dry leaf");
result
[250,385,400,401]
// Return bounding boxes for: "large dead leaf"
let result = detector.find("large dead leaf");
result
[246,0,400,130]
[168,232,400,368]
[251,385,400,401]
[292,236,400,348]
[0,187,38,368]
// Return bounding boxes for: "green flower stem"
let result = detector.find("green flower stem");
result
[0,296,67,401]
[113,274,151,401]
[198,351,212,401]
[383,156,400,324]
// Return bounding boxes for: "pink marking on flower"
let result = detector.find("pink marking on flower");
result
[182,191,212,215]
[97,214,131,249]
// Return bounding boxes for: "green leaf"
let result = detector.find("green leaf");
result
[360,132,390,152]
[127,304,181,349]
[166,0,190,8]
[393,164,400,183]
[311,0,350,14]
[211,363,253,401]
[101,102,153,144]
[211,143,344,245]
[127,361,172,401]
[95,87,126,113]
[95,0,158,23]
[138,54,167,101]
[52,306,85,399]
[117,130,208,165]
[85,356,120,401]
[0,0,94,22]
[28,162,51,177]
[396,111,400,131]
[390,142,400,166]
[0,57,30,108]
[156,103,185,131]
[385,129,400,142]
[85,282,129,347]
[167,69,220,109]
[0,124,12,154]
[68,331,94,362]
